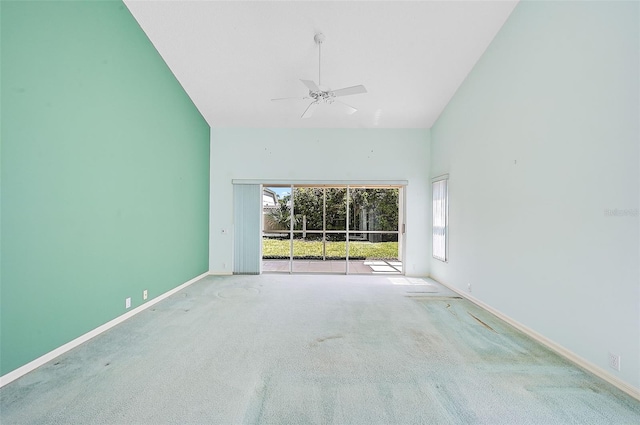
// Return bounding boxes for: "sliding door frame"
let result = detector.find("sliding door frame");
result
[235,179,407,275]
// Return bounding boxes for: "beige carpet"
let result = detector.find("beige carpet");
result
[1,274,639,424]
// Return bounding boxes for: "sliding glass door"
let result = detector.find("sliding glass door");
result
[262,184,404,275]
[348,187,402,274]
[291,187,347,273]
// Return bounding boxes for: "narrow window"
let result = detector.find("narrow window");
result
[432,177,448,262]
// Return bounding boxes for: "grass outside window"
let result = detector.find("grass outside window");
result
[263,238,398,260]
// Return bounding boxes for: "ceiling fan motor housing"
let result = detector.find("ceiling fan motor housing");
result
[310,90,336,104]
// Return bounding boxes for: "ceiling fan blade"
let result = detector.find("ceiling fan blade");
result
[300,79,320,92]
[301,102,318,119]
[271,96,310,101]
[332,85,367,97]
[335,100,357,115]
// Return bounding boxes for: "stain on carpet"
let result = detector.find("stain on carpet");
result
[467,312,497,333]
[309,334,345,348]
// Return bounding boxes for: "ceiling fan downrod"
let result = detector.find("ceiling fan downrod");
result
[314,33,325,87]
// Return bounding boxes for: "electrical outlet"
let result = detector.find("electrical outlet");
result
[608,352,621,371]
[125,297,131,309]
[143,290,148,300]
[468,283,472,293]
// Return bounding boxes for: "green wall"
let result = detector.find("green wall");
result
[1,0,210,375]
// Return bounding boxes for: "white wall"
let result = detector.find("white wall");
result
[430,1,639,389]
[210,128,431,276]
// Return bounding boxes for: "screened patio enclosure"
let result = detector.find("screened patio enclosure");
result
[261,184,405,275]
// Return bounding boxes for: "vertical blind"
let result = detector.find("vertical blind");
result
[432,178,448,262]
[233,184,262,274]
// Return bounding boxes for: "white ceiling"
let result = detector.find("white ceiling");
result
[124,0,518,128]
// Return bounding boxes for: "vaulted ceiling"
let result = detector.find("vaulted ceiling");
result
[124,0,518,128]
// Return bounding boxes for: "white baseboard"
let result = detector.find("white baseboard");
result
[428,277,640,401]
[0,271,210,388]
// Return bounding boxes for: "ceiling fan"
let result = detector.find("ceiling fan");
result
[271,33,367,118]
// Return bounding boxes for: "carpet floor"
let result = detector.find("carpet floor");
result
[1,274,639,424]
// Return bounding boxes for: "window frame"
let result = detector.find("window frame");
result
[432,175,449,262]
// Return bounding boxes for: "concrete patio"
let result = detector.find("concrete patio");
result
[262,259,403,274]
